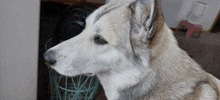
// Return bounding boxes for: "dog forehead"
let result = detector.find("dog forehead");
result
[84,2,133,46]
[101,6,132,45]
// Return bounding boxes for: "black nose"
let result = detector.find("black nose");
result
[44,50,56,65]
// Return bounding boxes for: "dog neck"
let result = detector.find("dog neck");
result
[96,61,156,100]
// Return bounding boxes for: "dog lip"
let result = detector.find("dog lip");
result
[85,73,95,76]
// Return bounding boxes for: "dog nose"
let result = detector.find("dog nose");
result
[44,50,56,65]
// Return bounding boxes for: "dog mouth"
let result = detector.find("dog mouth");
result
[85,73,95,76]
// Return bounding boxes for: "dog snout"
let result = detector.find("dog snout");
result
[44,50,57,66]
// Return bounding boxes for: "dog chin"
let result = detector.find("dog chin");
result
[51,68,76,77]
[84,73,95,76]
[52,67,95,77]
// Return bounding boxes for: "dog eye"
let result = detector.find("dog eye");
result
[94,35,108,45]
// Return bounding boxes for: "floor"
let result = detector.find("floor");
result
[174,31,220,79]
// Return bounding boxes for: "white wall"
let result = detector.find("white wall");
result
[161,0,183,28]
[178,0,220,30]
[159,0,220,30]
[0,0,39,99]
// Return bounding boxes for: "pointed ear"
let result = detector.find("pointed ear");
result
[130,0,157,42]
[105,0,110,4]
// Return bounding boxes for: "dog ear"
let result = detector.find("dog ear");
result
[105,0,109,4]
[130,0,157,42]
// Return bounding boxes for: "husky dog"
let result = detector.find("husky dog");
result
[44,0,220,99]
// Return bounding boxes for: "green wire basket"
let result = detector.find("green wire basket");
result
[45,38,100,100]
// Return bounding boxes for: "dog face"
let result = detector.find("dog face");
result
[44,0,157,77]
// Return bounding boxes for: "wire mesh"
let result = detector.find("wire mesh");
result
[49,68,100,100]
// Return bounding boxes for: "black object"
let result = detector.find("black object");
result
[40,1,69,16]
[53,3,97,43]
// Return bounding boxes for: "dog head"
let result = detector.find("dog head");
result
[44,0,163,77]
